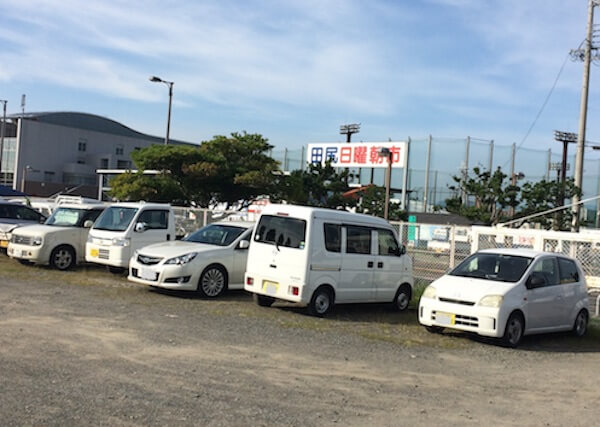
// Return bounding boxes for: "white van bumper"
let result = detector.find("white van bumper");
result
[244,272,306,305]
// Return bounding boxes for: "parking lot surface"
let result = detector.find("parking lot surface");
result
[1,260,599,426]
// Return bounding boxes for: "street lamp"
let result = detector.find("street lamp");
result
[149,76,174,145]
[378,147,393,220]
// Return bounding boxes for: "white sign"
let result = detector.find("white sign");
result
[307,142,407,169]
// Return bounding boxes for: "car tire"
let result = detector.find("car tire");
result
[501,312,524,348]
[425,326,444,334]
[308,286,333,317]
[198,265,227,298]
[50,246,75,271]
[108,266,125,274]
[392,284,412,312]
[572,309,588,337]
[253,293,275,307]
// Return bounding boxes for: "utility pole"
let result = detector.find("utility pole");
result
[570,0,599,231]
[339,123,360,185]
[554,131,577,230]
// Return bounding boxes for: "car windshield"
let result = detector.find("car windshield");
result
[185,224,248,246]
[449,253,533,282]
[93,207,138,231]
[46,207,101,227]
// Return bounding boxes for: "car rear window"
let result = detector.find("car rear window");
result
[255,215,306,249]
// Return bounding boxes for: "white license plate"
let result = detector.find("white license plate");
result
[140,268,157,281]
[436,312,455,326]
[263,281,279,295]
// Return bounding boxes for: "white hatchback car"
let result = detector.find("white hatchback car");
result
[418,249,589,347]
[128,221,253,297]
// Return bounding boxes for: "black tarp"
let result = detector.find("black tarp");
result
[0,185,26,197]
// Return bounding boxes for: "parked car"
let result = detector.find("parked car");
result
[0,200,47,251]
[244,204,414,317]
[86,202,176,273]
[128,221,253,297]
[418,248,589,347]
[7,202,105,270]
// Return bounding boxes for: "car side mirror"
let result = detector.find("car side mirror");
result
[134,222,146,233]
[398,245,406,256]
[83,220,94,228]
[526,273,546,289]
[237,240,250,250]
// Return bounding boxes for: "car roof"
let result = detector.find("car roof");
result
[107,202,171,209]
[210,221,255,229]
[55,203,106,210]
[478,248,570,259]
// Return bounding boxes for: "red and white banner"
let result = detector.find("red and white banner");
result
[307,142,407,169]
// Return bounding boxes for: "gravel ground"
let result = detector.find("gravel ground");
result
[1,260,599,426]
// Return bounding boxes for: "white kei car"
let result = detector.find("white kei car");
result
[418,248,589,347]
[128,221,253,297]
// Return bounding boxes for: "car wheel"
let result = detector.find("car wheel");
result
[308,287,333,317]
[425,326,444,334]
[501,312,524,348]
[392,284,412,312]
[253,293,275,307]
[572,309,588,337]
[50,246,75,271]
[108,266,125,274]
[198,265,227,298]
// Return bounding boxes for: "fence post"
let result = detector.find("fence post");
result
[449,225,456,269]
[423,135,432,213]
[401,137,411,211]
[203,209,208,227]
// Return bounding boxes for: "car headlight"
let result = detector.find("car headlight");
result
[165,252,198,265]
[32,236,43,246]
[422,285,437,299]
[111,237,130,247]
[479,295,503,308]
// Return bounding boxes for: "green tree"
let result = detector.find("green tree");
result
[109,132,279,207]
[353,185,408,221]
[445,167,520,225]
[519,178,581,230]
[274,161,355,209]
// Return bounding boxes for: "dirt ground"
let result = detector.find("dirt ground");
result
[1,261,599,426]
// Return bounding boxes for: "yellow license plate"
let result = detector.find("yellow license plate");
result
[90,248,99,257]
[262,280,279,295]
[436,312,455,326]
[0,240,8,248]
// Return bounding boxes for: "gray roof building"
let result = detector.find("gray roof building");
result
[0,112,196,199]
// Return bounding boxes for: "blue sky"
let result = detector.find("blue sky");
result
[0,0,598,158]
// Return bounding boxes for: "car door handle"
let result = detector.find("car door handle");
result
[367,261,374,268]
[377,262,384,268]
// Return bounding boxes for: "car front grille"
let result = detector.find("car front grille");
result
[137,255,163,265]
[11,235,32,245]
[439,297,475,306]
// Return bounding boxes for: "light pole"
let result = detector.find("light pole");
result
[0,99,7,185]
[378,147,393,220]
[149,76,174,145]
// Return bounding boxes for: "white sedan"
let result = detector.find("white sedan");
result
[418,248,589,347]
[128,221,253,297]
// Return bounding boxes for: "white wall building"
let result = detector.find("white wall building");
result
[0,112,194,198]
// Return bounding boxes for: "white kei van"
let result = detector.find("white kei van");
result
[244,204,414,316]
[86,202,176,272]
